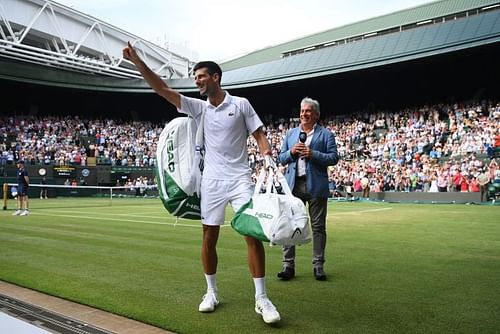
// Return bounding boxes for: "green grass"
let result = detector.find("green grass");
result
[1,198,499,333]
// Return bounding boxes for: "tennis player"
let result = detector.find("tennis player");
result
[123,42,280,324]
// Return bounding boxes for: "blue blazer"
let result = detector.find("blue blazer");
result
[278,125,339,198]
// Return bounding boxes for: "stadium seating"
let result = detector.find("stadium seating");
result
[1,100,499,196]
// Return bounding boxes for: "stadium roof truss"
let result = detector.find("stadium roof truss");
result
[0,0,193,81]
[0,0,499,93]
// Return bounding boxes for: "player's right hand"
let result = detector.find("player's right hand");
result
[123,41,138,62]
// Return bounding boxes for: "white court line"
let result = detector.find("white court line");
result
[31,212,201,228]
[30,211,232,227]
[34,207,392,225]
[37,209,169,220]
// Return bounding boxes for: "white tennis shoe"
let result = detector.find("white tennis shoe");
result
[20,210,29,216]
[255,296,280,324]
[198,290,219,313]
[12,210,22,216]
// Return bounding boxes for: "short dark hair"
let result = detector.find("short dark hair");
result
[193,61,222,82]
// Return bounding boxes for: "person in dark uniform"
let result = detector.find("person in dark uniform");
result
[13,160,29,216]
[40,176,48,199]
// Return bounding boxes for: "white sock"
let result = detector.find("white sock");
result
[205,273,217,292]
[253,277,267,299]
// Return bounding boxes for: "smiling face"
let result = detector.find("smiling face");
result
[300,102,319,129]
[194,67,220,97]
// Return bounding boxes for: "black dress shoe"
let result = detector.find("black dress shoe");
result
[277,267,295,280]
[314,267,327,281]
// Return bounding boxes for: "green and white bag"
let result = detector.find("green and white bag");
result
[155,114,204,219]
[231,167,311,246]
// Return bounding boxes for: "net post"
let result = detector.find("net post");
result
[2,183,8,210]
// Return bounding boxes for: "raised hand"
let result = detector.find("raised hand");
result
[122,41,140,63]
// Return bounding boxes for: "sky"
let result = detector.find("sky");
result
[54,0,432,62]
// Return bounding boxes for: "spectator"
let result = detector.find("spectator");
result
[2,99,499,198]
[277,97,339,281]
[469,176,480,193]
[477,170,490,201]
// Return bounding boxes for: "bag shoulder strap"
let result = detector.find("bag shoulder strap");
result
[195,110,205,149]
[254,166,294,197]
[265,168,274,194]
[254,167,266,195]
[275,167,293,196]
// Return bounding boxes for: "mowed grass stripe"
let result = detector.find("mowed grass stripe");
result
[1,201,279,332]
[1,210,207,330]
[31,211,201,227]
[0,228,199,263]
[0,214,201,241]
[0,221,201,262]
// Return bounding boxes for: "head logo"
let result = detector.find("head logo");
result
[186,202,200,210]
[291,228,302,239]
[166,132,175,172]
[255,212,273,220]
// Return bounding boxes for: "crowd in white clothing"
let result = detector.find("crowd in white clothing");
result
[251,100,500,194]
[2,100,499,194]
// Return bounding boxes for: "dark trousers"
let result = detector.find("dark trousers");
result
[480,184,488,202]
[282,177,328,269]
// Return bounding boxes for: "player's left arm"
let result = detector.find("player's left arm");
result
[252,127,272,157]
[252,127,276,169]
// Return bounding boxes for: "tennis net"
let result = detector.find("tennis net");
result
[2,183,158,210]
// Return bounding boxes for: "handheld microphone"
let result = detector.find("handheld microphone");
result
[299,131,307,143]
[298,131,307,161]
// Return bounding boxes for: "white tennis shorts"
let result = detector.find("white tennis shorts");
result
[201,177,254,226]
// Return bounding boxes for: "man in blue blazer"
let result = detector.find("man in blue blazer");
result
[277,97,339,281]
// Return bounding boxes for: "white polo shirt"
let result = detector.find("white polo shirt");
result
[178,92,263,179]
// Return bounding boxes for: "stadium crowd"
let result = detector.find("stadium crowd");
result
[2,100,499,195]
[1,117,161,167]
[254,100,500,195]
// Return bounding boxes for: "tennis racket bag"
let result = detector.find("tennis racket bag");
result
[231,167,311,246]
[156,115,204,219]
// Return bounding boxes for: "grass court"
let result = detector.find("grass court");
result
[1,198,499,333]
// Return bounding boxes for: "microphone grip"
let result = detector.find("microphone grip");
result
[299,131,307,143]
[298,131,307,160]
